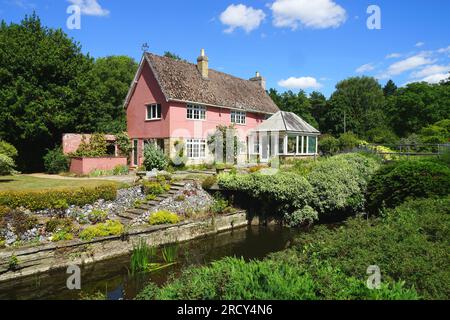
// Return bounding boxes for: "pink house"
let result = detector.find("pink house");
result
[124,49,319,166]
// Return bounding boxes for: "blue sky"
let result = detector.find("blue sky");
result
[1,0,449,96]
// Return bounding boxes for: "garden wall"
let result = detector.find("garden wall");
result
[70,157,127,175]
[0,211,247,283]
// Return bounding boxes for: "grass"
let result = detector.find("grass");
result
[0,175,121,192]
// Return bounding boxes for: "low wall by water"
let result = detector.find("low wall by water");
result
[0,211,247,283]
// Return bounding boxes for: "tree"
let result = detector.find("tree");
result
[389,82,450,136]
[90,56,138,133]
[164,51,185,61]
[0,14,138,171]
[267,89,318,129]
[383,80,397,97]
[325,77,386,136]
[309,91,328,131]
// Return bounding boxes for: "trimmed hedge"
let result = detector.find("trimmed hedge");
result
[366,159,450,213]
[0,184,117,211]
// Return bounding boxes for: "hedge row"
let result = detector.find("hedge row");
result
[218,153,381,223]
[0,184,117,211]
[366,159,450,213]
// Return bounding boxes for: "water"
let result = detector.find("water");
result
[0,225,299,300]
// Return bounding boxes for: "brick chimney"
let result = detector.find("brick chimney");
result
[197,48,209,79]
[250,71,266,90]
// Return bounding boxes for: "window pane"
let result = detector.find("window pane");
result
[146,106,151,119]
[157,104,161,118]
[278,137,285,154]
[308,136,316,154]
[288,136,296,154]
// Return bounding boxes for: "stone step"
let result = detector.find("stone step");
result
[126,208,147,215]
[117,212,136,220]
[138,204,155,210]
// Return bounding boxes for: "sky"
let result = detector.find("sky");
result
[1,0,449,97]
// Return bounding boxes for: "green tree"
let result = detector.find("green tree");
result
[325,77,386,136]
[163,51,185,62]
[383,80,397,97]
[309,91,328,131]
[90,56,138,133]
[389,82,450,136]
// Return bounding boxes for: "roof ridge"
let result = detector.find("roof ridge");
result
[146,52,262,86]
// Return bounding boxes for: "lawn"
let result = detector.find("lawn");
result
[0,175,121,192]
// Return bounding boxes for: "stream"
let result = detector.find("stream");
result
[0,225,300,300]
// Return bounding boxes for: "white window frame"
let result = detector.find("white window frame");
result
[187,104,206,120]
[231,110,246,125]
[186,139,206,159]
[146,104,162,120]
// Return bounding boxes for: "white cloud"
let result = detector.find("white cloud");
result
[6,0,35,9]
[219,4,266,33]
[68,0,109,16]
[411,64,450,79]
[437,45,450,54]
[419,73,448,84]
[278,76,323,89]
[270,0,347,30]
[415,42,425,47]
[355,63,375,73]
[379,53,434,78]
[385,53,401,59]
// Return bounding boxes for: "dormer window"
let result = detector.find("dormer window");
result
[146,104,161,120]
[187,104,206,120]
[231,110,246,125]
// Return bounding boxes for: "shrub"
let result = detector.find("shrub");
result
[338,132,361,151]
[248,165,265,173]
[365,127,399,145]
[143,143,168,171]
[284,205,318,227]
[0,209,38,235]
[115,132,132,158]
[88,209,108,224]
[366,160,450,213]
[285,197,450,299]
[113,164,129,176]
[148,210,180,225]
[43,146,70,174]
[51,229,74,242]
[71,133,108,157]
[79,220,124,241]
[201,175,217,190]
[0,140,18,159]
[0,184,117,211]
[137,256,417,300]
[210,194,230,215]
[142,180,170,196]
[0,154,16,176]
[218,172,314,216]
[145,194,157,201]
[319,134,339,155]
[45,218,74,233]
[307,153,380,216]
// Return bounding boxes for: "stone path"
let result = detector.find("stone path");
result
[116,181,188,225]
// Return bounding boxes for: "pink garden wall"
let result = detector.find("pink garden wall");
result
[70,157,127,175]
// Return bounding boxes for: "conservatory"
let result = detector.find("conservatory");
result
[248,111,320,162]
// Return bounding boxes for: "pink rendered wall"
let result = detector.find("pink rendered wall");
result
[126,62,170,140]
[69,157,127,175]
[169,101,266,139]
